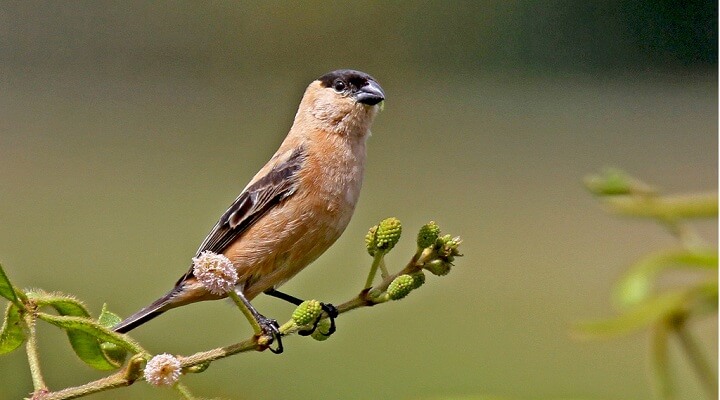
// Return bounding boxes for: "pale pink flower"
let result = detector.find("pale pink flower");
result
[144,353,181,386]
[192,251,238,295]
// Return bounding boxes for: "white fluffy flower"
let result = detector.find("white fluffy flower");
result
[192,251,238,295]
[144,353,181,386]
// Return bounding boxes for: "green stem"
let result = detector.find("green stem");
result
[25,312,47,393]
[652,321,675,400]
[605,192,718,220]
[674,320,718,399]
[174,382,197,400]
[364,252,385,289]
[379,258,390,279]
[37,245,442,399]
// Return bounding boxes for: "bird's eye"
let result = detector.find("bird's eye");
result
[333,80,346,93]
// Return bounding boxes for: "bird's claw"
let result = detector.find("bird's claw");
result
[256,315,283,354]
[297,302,338,337]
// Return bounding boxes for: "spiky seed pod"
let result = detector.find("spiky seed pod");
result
[387,274,415,300]
[409,271,426,289]
[292,300,323,326]
[376,217,402,252]
[310,319,333,341]
[417,221,441,249]
[365,225,378,256]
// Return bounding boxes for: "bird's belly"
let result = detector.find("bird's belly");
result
[226,191,354,300]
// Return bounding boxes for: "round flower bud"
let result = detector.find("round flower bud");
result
[292,300,323,326]
[417,221,440,249]
[409,271,426,289]
[438,236,463,262]
[144,353,182,387]
[192,251,238,295]
[376,217,402,252]
[365,225,378,256]
[310,319,332,342]
[387,274,414,300]
[424,259,452,276]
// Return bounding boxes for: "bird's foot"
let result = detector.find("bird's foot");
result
[298,303,338,337]
[255,315,283,354]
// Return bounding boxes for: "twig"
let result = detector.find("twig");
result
[25,311,47,396]
[672,317,718,399]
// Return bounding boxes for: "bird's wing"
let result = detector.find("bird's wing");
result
[175,146,306,285]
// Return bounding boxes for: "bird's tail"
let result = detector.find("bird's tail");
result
[112,290,176,333]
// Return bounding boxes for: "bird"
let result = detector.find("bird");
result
[112,70,385,353]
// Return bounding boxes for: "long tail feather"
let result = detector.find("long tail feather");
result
[112,291,174,333]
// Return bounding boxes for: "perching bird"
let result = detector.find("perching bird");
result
[113,70,385,352]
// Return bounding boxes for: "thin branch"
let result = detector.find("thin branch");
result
[25,311,47,396]
[673,318,718,399]
[36,251,429,399]
[651,320,675,400]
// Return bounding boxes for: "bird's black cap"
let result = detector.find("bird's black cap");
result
[318,69,385,105]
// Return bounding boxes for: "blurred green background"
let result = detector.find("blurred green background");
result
[0,2,716,399]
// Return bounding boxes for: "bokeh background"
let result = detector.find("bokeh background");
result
[0,2,717,399]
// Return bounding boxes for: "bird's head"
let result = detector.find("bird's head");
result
[299,69,385,137]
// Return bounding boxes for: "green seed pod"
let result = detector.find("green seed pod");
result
[376,217,402,252]
[292,300,323,326]
[311,319,333,341]
[417,221,440,249]
[387,274,415,300]
[424,259,452,276]
[365,225,378,256]
[409,271,426,289]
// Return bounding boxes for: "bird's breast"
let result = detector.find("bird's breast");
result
[229,132,368,299]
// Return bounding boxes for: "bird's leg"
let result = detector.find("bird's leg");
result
[263,288,338,337]
[230,288,283,354]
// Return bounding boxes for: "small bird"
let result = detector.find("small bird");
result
[113,70,385,352]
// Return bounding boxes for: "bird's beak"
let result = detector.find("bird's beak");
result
[355,80,385,106]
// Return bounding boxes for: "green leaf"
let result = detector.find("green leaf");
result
[97,303,122,329]
[97,304,127,365]
[29,292,123,370]
[0,303,26,354]
[604,192,718,219]
[573,289,689,340]
[29,291,92,318]
[0,263,23,309]
[614,248,718,308]
[36,313,135,370]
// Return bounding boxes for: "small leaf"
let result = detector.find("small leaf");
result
[36,312,121,370]
[584,168,655,196]
[29,291,92,318]
[614,248,718,308]
[0,303,26,354]
[0,263,23,309]
[573,290,689,340]
[97,303,122,329]
[97,304,127,365]
[28,292,128,370]
[36,312,142,354]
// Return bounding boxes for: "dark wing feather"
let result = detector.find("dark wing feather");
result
[175,146,306,285]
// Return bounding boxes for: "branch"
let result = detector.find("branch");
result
[14,219,461,399]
